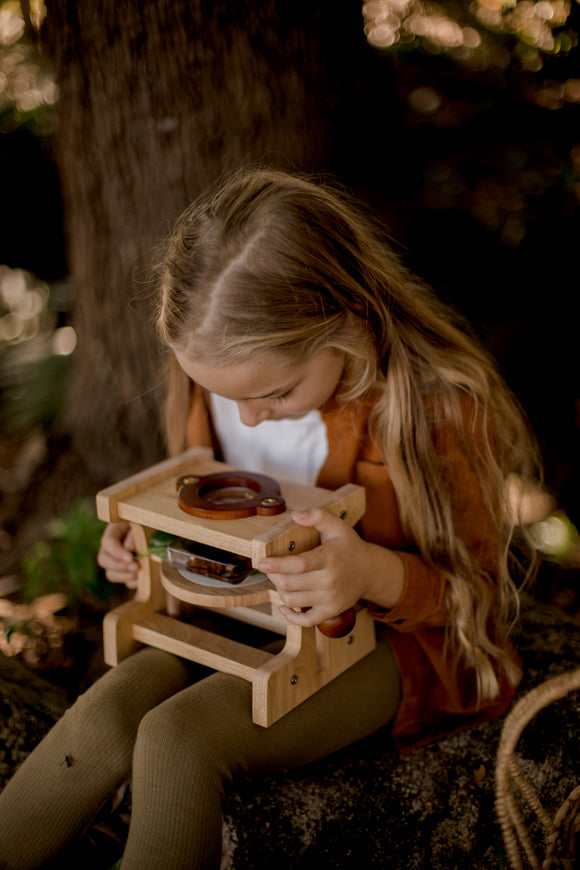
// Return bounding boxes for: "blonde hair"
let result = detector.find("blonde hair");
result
[156,167,542,701]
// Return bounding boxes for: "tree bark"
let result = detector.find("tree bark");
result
[43,0,360,487]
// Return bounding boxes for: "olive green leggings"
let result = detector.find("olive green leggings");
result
[0,635,400,870]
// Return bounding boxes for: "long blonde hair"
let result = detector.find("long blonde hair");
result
[156,167,542,700]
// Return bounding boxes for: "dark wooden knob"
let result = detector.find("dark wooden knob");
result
[317,607,356,638]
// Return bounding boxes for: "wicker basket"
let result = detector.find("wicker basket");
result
[495,668,580,869]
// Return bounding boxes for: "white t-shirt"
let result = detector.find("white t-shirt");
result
[209,393,328,486]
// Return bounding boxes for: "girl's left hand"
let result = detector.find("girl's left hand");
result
[257,507,396,628]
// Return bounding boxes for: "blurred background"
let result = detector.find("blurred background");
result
[0,0,578,686]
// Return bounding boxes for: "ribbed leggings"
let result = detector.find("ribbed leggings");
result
[0,635,400,870]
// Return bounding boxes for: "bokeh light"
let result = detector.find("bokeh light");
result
[0,266,52,348]
[362,0,578,79]
[529,513,580,564]
[52,325,76,356]
[0,267,73,437]
[0,0,56,122]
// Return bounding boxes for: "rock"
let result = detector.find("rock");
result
[0,651,69,789]
[220,600,580,869]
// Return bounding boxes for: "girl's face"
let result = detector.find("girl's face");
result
[174,348,345,427]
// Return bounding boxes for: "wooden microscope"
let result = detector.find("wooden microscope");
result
[96,447,376,727]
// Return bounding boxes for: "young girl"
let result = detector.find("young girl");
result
[0,168,541,869]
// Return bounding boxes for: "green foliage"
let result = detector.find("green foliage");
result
[145,530,176,559]
[21,500,109,604]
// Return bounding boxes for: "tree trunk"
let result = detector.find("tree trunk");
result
[43,0,361,488]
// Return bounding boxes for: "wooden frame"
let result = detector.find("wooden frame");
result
[96,447,376,726]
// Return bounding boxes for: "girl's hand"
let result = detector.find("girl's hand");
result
[257,508,404,628]
[97,522,139,589]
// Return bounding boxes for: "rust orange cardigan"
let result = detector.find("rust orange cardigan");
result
[186,387,520,750]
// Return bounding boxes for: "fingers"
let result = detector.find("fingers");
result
[256,508,348,576]
[258,549,320,577]
[279,604,329,628]
[257,557,324,615]
[292,507,348,539]
[258,555,343,622]
[97,522,139,588]
[257,507,361,625]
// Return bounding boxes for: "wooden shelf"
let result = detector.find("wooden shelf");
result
[97,448,376,726]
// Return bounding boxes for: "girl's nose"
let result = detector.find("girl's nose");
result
[237,401,269,427]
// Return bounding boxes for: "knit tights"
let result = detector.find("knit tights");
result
[0,636,400,870]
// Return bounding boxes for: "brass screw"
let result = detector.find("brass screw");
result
[290,674,299,685]
[288,541,296,552]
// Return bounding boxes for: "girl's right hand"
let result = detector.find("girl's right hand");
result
[97,522,139,589]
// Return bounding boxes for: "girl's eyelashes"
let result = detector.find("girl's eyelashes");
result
[270,387,296,404]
